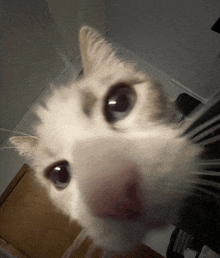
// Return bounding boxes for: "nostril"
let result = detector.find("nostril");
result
[126,183,141,201]
[126,183,136,198]
[112,183,144,220]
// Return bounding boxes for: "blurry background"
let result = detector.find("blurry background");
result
[1,0,220,206]
[0,1,220,255]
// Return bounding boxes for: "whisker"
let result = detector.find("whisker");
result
[199,160,220,167]
[192,179,220,189]
[191,124,220,143]
[199,135,220,146]
[185,115,220,140]
[180,92,220,136]
[0,128,34,137]
[61,229,88,258]
[194,186,220,199]
[193,171,220,177]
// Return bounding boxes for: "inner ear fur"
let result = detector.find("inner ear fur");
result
[10,136,38,156]
[79,26,117,76]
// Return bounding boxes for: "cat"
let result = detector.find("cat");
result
[10,26,202,255]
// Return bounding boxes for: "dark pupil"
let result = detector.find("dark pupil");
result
[54,166,69,183]
[110,93,129,112]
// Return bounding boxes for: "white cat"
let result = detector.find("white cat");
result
[10,26,201,255]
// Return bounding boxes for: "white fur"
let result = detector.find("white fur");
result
[10,26,201,254]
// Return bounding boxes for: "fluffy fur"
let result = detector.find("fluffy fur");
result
[10,26,201,254]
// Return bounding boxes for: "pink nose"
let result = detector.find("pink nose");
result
[78,157,144,220]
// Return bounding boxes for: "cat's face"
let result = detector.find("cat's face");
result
[10,26,201,254]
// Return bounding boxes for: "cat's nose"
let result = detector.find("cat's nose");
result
[77,157,144,220]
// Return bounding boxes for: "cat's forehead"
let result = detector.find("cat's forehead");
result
[83,61,146,91]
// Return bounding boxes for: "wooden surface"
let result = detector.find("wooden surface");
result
[0,164,164,258]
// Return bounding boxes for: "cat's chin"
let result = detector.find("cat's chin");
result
[86,216,171,254]
[74,203,168,254]
[89,219,147,254]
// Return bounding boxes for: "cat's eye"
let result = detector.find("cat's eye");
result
[46,161,71,189]
[104,84,137,123]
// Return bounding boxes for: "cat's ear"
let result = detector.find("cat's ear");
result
[10,136,38,157]
[79,26,117,75]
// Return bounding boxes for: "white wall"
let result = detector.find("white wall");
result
[46,0,106,59]
[105,0,220,102]
[0,0,106,195]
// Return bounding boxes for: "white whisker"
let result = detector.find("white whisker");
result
[199,135,220,146]
[61,229,88,258]
[199,160,220,167]
[179,93,220,136]
[0,128,34,137]
[193,171,220,177]
[191,124,220,143]
[192,179,220,189]
[185,115,220,139]
[194,186,220,199]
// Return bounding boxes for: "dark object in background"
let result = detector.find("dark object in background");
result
[167,93,220,257]
[211,17,220,35]
[175,93,202,117]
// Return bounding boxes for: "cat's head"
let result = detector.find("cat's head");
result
[10,26,201,254]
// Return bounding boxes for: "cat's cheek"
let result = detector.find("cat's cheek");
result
[42,180,80,219]
[66,181,89,222]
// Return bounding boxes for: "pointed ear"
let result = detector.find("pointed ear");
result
[10,136,38,157]
[79,26,117,75]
